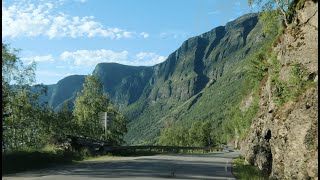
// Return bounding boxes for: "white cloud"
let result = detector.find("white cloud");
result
[21,54,54,64]
[77,0,87,3]
[2,1,148,39]
[140,32,149,38]
[160,32,189,39]
[36,70,66,77]
[60,49,166,67]
[135,52,166,65]
[60,49,129,66]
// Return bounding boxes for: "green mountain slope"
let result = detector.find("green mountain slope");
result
[123,13,274,144]
[36,13,276,145]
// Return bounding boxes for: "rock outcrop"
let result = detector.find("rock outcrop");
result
[242,1,318,179]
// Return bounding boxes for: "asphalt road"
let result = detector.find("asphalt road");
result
[3,151,240,180]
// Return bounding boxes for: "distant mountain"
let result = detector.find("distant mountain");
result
[38,64,153,112]
[92,63,153,109]
[35,75,85,111]
[38,13,269,144]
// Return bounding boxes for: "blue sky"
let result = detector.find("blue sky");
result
[2,0,258,85]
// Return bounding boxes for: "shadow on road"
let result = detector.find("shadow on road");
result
[5,152,240,180]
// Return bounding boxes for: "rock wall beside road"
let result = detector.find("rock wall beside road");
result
[242,1,318,179]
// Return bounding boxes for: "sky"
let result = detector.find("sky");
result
[2,0,259,85]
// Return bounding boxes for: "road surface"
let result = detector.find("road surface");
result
[3,151,240,180]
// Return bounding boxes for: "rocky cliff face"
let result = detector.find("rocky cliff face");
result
[242,1,318,179]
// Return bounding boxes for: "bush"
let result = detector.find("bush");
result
[2,150,74,174]
[232,156,268,180]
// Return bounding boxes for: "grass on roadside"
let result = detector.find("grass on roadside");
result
[232,156,269,180]
[83,150,162,161]
[2,150,75,175]
[2,144,89,174]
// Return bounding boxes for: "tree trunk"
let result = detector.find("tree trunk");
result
[275,0,289,27]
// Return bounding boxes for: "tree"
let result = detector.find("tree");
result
[248,0,293,27]
[2,43,48,151]
[73,75,127,144]
[158,121,215,147]
[189,121,203,146]
[54,100,76,139]
[73,75,109,139]
[201,121,214,147]
[158,127,174,146]
[105,107,127,145]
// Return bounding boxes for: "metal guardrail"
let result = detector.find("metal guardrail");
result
[102,145,222,152]
[65,135,223,152]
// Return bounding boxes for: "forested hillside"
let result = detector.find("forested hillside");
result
[124,13,276,145]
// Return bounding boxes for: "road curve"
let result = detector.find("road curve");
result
[3,151,240,180]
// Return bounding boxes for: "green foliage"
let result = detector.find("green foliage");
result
[259,10,280,35]
[269,51,310,105]
[158,121,215,147]
[105,108,128,145]
[288,63,309,94]
[220,78,260,144]
[248,0,293,27]
[124,15,280,145]
[50,100,77,140]
[1,44,129,180]
[248,51,269,81]
[232,156,269,179]
[2,150,71,174]
[249,0,310,29]
[286,0,299,22]
[73,75,127,144]
[2,43,51,151]
[286,0,314,23]
[1,144,99,175]
[73,75,110,139]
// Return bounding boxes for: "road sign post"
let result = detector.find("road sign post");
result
[100,112,114,141]
[104,112,107,140]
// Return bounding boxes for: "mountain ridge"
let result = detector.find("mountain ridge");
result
[36,13,268,144]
